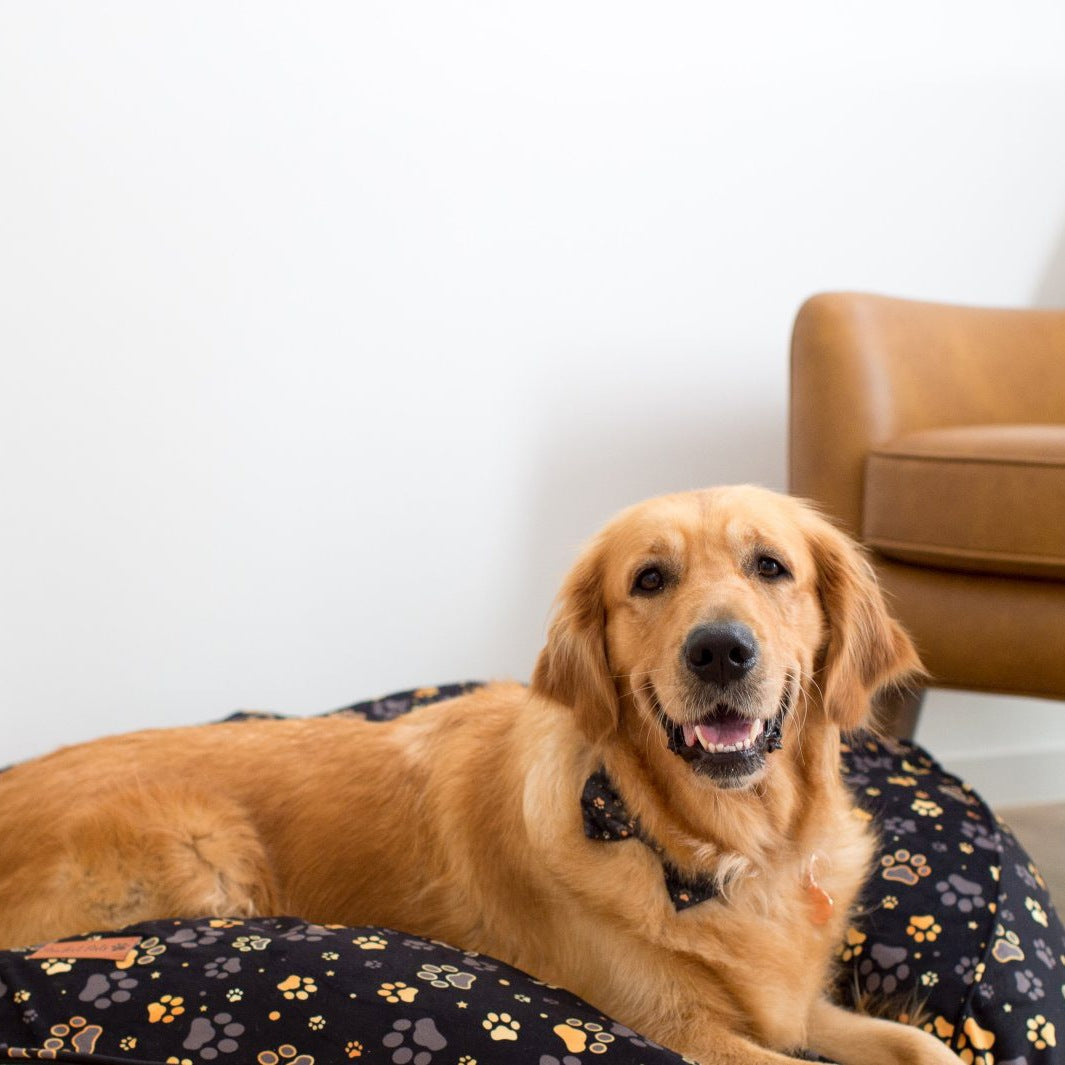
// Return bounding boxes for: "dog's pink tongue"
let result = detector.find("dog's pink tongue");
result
[696,713,751,746]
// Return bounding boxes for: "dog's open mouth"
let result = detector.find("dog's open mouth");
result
[655,692,789,785]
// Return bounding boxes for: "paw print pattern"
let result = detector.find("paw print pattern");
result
[205,956,242,979]
[354,934,388,950]
[905,915,942,943]
[382,1017,447,1064]
[120,935,168,969]
[78,969,139,1009]
[257,1045,315,1065]
[991,927,1025,965]
[168,926,224,950]
[1027,1015,1057,1050]
[857,942,911,996]
[1033,938,1058,969]
[954,956,986,986]
[377,981,419,1003]
[960,817,1001,851]
[935,873,986,913]
[461,954,499,973]
[1014,968,1045,1000]
[608,1021,667,1051]
[183,1010,246,1059]
[41,958,76,975]
[1026,896,1050,927]
[147,994,186,1023]
[953,1016,996,1064]
[416,963,476,990]
[39,1016,104,1056]
[882,815,918,836]
[277,975,318,1001]
[279,923,333,944]
[482,1011,520,1041]
[346,1041,364,1058]
[232,935,271,953]
[880,849,931,887]
[553,1017,616,1055]
[839,927,866,962]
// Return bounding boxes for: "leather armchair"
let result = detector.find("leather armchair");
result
[789,292,1065,736]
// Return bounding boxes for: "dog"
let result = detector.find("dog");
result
[0,486,960,1064]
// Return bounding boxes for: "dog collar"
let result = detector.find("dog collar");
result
[581,767,717,911]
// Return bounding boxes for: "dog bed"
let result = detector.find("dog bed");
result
[0,684,1062,1064]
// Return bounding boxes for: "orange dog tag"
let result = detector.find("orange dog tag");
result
[805,856,834,925]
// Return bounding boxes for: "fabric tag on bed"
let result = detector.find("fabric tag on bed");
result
[28,936,141,960]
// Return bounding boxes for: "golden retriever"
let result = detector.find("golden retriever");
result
[0,486,960,1064]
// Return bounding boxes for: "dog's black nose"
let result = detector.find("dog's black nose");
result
[683,622,759,685]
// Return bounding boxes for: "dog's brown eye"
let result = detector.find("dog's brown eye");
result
[756,556,788,580]
[633,566,665,594]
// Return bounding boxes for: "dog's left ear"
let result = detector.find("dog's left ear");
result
[530,541,620,743]
[804,511,924,731]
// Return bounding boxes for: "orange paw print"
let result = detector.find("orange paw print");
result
[147,994,186,1024]
[377,981,418,1003]
[906,915,941,943]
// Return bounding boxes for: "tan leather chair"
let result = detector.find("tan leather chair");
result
[789,292,1065,736]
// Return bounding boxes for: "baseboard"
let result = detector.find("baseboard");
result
[938,747,1065,809]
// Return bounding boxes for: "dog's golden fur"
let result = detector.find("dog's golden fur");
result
[0,487,960,1064]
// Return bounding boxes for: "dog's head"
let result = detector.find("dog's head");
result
[531,486,921,789]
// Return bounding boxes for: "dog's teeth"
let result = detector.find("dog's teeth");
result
[682,723,697,747]
[749,718,764,740]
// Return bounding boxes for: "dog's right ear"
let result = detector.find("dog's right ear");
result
[530,541,619,743]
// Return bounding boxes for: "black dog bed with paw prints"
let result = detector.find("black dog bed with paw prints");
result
[0,684,1063,1064]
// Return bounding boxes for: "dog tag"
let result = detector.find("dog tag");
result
[804,856,834,925]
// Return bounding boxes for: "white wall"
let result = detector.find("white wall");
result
[2,2,1065,801]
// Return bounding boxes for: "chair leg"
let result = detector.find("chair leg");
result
[874,687,926,740]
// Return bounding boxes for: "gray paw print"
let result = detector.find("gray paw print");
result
[935,873,985,913]
[1033,938,1057,969]
[609,1022,666,1050]
[183,1010,245,1059]
[960,820,1000,851]
[78,969,139,1008]
[279,923,333,943]
[540,1057,581,1065]
[954,955,982,986]
[1014,968,1045,1001]
[882,816,917,836]
[204,956,242,979]
[1015,863,1039,890]
[167,926,224,949]
[858,943,911,996]
[382,1017,447,1064]
[461,955,499,973]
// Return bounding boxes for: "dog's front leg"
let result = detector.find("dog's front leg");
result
[678,1027,843,1065]
[806,999,962,1065]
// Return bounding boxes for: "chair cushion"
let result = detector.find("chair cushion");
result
[864,424,1065,579]
[0,685,1062,1064]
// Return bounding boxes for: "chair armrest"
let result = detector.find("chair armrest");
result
[789,291,1065,535]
